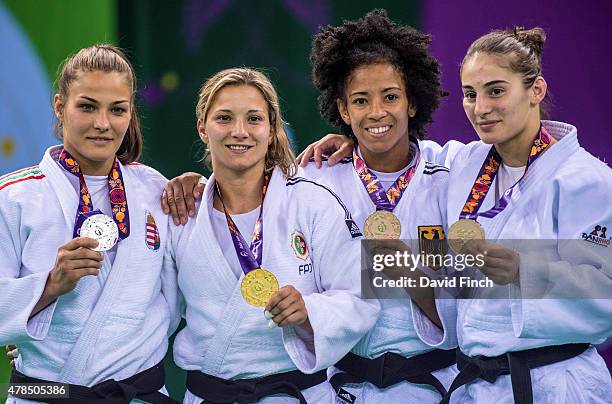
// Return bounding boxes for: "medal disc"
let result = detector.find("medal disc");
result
[363,211,401,239]
[241,268,279,307]
[447,219,485,254]
[80,214,119,251]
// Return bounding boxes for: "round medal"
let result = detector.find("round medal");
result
[363,211,401,239]
[80,214,119,252]
[447,219,485,254]
[240,268,279,307]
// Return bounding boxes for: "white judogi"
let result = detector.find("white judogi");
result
[0,145,180,403]
[170,167,379,404]
[300,142,458,403]
[429,121,612,402]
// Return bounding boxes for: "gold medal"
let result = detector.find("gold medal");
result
[447,219,485,253]
[363,211,401,239]
[240,268,279,307]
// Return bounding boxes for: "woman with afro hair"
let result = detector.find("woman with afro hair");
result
[298,9,460,404]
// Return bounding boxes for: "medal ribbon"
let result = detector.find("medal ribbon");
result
[217,172,271,275]
[459,126,552,220]
[57,148,130,239]
[352,142,420,212]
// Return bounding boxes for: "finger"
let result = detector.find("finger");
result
[64,259,103,270]
[327,138,352,166]
[63,237,100,251]
[278,310,307,327]
[297,145,314,167]
[161,189,170,214]
[69,245,103,261]
[165,185,180,225]
[265,286,293,311]
[72,267,100,279]
[180,181,197,218]
[5,345,15,352]
[270,295,298,317]
[274,305,300,325]
[312,144,324,169]
[193,182,205,202]
[169,181,188,225]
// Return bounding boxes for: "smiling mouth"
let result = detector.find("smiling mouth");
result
[366,125,391,135]
[87,136,113,141]
[226,145,253,151]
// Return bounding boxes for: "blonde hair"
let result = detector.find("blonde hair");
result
[55,44,142,164]
[196,67,296,177]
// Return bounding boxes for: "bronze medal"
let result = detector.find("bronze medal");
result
[240,268,279,307]
[363,211,401,239]
[447,219,485,254]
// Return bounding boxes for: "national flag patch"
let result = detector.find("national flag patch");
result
[291,230,309,260]
[145,211,161,251]
[0,166,45,191]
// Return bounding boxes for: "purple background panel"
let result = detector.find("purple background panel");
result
[423,0,611,165]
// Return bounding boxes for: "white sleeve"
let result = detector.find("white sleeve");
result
[0,199,56,344]
[162,222,184,336]
[283,191,380,373]
[511,173,612,342]
[419,139,465,169]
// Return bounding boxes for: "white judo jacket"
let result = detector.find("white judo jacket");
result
[170,167,379,403]
[0,146,180,401]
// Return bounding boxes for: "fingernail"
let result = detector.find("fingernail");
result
[264,310,273,319]
[189,210,195,216]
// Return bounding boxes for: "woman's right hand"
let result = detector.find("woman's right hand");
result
[296,134,354,168]
[161,172,205,225]
[31,238,102,318]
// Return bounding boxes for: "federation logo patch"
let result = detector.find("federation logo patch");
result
[291,230,309,260]
[418,225,447,270]
[582,225,610,247]
[145,211,161,251]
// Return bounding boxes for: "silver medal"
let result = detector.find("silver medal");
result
[80,214,119,251]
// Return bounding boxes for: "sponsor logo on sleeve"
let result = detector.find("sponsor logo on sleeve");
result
[582,225,610,247]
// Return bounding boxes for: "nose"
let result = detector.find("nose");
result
[473,93,492,118]
[231,118,248,138]
[367,98,386,121]
[94,110,110,132]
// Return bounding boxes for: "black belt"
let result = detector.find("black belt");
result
[440,343,590,404]
[10,360,178,404]
[329,349,456,398]
[186,368,327,404]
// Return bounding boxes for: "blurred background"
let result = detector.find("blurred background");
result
[1,0,610,398]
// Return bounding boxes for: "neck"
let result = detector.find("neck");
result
[213,166,266,214]
[494,119,541,167]
[360,136,412,172]
[63,145,114,176]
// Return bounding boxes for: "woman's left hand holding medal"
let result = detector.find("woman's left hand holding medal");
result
[464,240,520,285]
[264,285,312,332]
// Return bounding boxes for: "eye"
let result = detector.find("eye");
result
[384,94,399,102]
[79,103,95,111]
[111,106,127,114]
[490,88,505,96]
[351,97,367,105]
[215,114,231,122]
[463,91,476,101]
[248,115,264,123]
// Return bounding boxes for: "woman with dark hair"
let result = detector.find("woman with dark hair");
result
[439,27,612,404]
[0,45,180,403]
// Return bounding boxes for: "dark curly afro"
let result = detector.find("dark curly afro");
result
[311,9,445,140]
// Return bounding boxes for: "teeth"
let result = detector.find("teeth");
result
[228,145,249,150]
[367,126,390,134]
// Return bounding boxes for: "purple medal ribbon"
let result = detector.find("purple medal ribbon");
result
[459,126,553,220]
[352,142,420,212]
[57,148,130,239]
[216,173,271,274]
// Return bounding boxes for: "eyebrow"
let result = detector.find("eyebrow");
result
[214,109,264,114]
[349,86,401,97]
[78,96,129,104]
[462,80,509,89]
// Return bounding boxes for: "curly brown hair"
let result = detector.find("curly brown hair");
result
[310,9,444,140]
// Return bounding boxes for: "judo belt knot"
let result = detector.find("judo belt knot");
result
[330,350,456,397]
[91,378,139,402]
[467,354,510,383]
[187,368,327,404]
